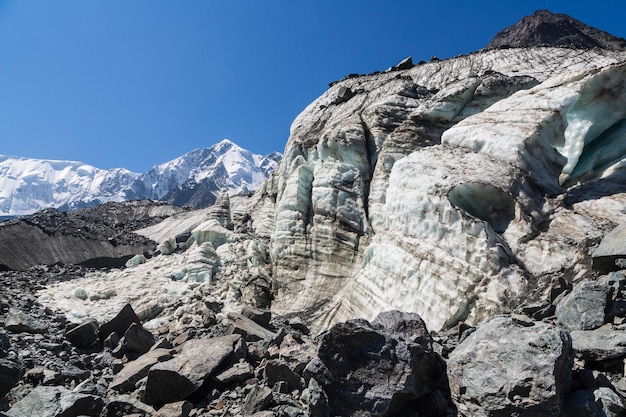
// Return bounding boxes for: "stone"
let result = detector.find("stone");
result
[99,303,142,342]
[447,315,574,417]
[214,361,254,384]
[241,305,272,326]
[153,400,193,417]
[306,311,449,417]
[592,222,626,273]
[6,385,104,417]
[556,280,611,330]
[306,378,330,417]
[110,348,173,394]
[65,318,99,348]
[143,334,245,405]
[571,328,626,362]
[104,394,156,417]
[263,360,303,392]
[242,385,275,415]
[5,311,47,334]
[268,332,316,375]
[119,322,156,357]
[0,359,23,397]
[227,313,277,342]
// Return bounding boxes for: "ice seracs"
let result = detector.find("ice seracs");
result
[269,47,626,332]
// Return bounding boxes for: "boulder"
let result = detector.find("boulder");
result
[306,378,330,417]
[592,222,626,273]
[227,313,276,342]
[104,394,156,417]
[263,360,303,392]
[305,310,449,417]
[5,311,47,334]
[65,318,99,348]
[214,361,254,384]
[99,303,141,342]
[153,400,193,417]
[556,280,611,330]
[112,322,155,358]
[0,359,23,397]
[6,385,104,417]
[143,334,245,405]
[571,328,626,362]
[447,315,574,417]
[109,348,173,394]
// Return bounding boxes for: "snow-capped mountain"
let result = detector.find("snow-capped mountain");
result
[0,156,139,217]
[0,139,281,217]
[125,139,281,207]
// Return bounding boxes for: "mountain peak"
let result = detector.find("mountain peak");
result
[486,9,626,51]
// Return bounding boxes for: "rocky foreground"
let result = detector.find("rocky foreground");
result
[2,263,626,416]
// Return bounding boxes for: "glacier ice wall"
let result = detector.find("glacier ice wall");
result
[268,47,626,332]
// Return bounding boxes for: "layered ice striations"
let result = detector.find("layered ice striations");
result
[269,47,626,331]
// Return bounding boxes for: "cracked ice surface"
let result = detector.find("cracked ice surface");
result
[270,47,626,332]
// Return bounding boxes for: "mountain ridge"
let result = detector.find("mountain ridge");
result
[0,139,281,217]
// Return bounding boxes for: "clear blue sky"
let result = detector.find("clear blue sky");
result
[1,1,624,172]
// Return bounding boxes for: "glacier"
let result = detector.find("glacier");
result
[268,47,626,331]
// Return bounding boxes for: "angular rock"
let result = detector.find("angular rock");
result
[115,322,155,357]
[214,361,254,384]
[99,303,141,342]
[307,378,330,417]
[242,305,272,327]
[228,313,277,342]
[592,222,626,273]
[104,394,156,417]
[263,360,303,392]
[143,334,245,405]
[65,318,99,348]
[153,400,193,417]
[447,315,574,417]
[110,348,173,394]
[556,280,611,330]
[5,311,47,334]
[571,328,626,362]
[242,385,275,415]
[0,359,23,397]
[306,311,449,417]
[6,385,104,417]
[268,332,316,375]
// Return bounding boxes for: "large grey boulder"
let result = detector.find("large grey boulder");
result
[556,280,611,330]
[143,334,245,406]
[6,385,104,417]
[447,315,574,417]
[305,310,449,417]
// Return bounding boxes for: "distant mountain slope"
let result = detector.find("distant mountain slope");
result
[125,139,281,208]
[0,139,281,217]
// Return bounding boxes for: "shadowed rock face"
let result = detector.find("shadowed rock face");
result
[0,200,187,271]
[486,9,626,51]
